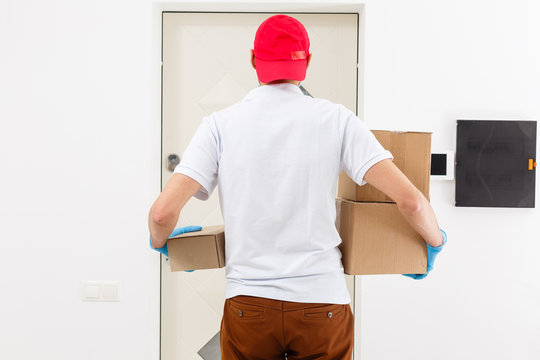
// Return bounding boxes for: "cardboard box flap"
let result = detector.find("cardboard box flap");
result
[375,130,432,135]
[170,224,225,239]
[338,130,432,203]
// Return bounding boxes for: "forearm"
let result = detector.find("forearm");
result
[397,195,444,247]
[147,174,202,249]
[148,204,180,249]
[362,159,444,248]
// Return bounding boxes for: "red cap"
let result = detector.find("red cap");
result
[253,15,310,83]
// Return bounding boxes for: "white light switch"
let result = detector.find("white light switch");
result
[82,281,121,302]
[83,284,100,299]
[102,282,120,301]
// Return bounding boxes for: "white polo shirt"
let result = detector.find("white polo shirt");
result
[174,83,393,304]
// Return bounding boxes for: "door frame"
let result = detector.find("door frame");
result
[152,2,366,360]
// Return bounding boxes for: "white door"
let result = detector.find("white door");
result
[162,12,358,359]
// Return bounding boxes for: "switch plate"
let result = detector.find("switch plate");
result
[82,281,121,302]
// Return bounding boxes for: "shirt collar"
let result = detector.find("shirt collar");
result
[243,83,304,101]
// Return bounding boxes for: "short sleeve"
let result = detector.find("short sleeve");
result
[174,116,220,200]
[339,105,394,186]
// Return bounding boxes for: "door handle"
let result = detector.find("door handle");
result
[167,154,181,172]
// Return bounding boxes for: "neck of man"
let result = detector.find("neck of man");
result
[259,79,300,86]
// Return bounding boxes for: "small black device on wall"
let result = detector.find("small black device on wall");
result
[455,120,537,208]
[431,154,447,175]
[431,151,455,180]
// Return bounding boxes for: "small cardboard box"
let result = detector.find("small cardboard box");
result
[338,130,432,203]
[338,200,427,275]
[167,225,225,271]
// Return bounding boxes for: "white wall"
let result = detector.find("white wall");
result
[0,1,538,360]
[0,0,160,359]
[360,1,540,359]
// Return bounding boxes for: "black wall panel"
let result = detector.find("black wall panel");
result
[455,120,537,208]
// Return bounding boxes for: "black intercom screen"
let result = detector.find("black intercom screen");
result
[431,154,447,176]
[455,120,536,208]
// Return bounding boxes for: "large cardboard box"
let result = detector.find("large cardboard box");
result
[338,130,432,203]
[167,225,225,271]
[338,200,427,275]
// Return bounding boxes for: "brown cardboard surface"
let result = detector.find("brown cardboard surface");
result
[338,130,432,202]
[167,225,225,271]
[338,200,427,275]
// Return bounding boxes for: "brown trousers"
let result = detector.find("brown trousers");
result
[220,295,354,360]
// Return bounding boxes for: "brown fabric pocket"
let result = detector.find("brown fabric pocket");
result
[303,304,346,320]
[227,298,265,320]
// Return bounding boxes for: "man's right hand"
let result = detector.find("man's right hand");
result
[403,229,447,280]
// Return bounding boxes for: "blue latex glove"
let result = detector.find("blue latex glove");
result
[149,225,203,258]
[403,229,447,280]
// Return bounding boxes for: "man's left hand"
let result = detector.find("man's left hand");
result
[149,225,203,258]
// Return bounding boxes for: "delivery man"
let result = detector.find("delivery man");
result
[149,14,446,360]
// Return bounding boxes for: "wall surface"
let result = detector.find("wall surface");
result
[0,1,538,360]
[359,1,540,359]
[0,1,159,359]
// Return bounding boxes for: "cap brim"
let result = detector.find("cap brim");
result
[255,58,307,83]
